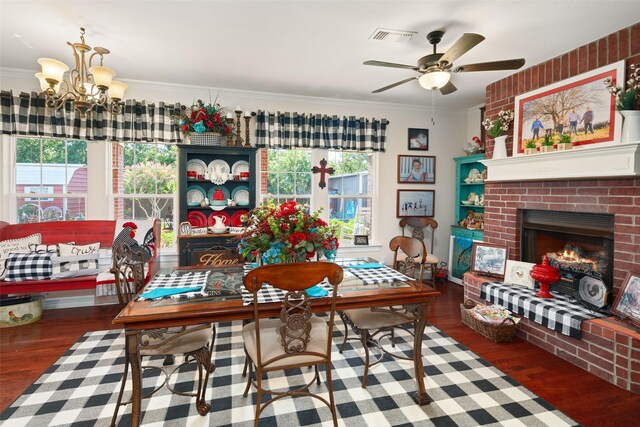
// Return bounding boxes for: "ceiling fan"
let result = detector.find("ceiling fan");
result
[365,30,526,95]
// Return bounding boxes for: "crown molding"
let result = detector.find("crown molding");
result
[0,67,466,115]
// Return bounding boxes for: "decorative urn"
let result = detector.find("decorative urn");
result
[530,255,560,298]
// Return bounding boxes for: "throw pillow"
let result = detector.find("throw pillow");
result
[51,255,100,279]
[58,242,101,257]
[29,242,75,255]
[4,253,52,281]
[0,233,42,280]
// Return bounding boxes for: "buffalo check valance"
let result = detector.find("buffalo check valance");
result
[255,110,388,152]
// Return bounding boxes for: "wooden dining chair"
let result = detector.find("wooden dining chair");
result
[339,236,425,388]
[242,262,343,427]
[400,217,439,285]
[110,243,215,426]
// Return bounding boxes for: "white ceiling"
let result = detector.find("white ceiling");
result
[1,1,638,109]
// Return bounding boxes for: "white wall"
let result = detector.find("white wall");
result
[1,69,467,305]
[467,103,484,141]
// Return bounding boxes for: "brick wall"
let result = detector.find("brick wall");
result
[475,23,640,393]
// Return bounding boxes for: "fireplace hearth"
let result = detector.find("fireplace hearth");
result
[520,210,614,304]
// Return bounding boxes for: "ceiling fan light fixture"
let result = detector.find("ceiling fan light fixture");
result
[418,71,451,90]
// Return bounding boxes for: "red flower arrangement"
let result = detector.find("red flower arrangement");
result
[177,99,232,136]
[236,200,339,264]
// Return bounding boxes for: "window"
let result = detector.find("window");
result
[263,149,374,244]
[15,138,87,223]
[111,143,177,249]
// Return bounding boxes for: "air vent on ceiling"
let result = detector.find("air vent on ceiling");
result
[369,28,416,43]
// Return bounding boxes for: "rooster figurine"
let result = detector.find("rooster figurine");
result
[8,311,33,323]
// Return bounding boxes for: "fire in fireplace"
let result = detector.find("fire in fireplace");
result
[520,210,614,305]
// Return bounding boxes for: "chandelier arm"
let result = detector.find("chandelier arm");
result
[88,51,105,68]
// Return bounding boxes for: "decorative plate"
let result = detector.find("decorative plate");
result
[186,211,207,228]
[578,275,609,308]
[231,160,249,176]
[467,168,480,180]
[186,185,206,205]
[207,159,231,184]
[467,192,478,202]
[230,210,248,227]
[231,186,250,206]
[209,205,226,211]
[207,185,231,201]
[208,211,230,227]
[186,159,207,177]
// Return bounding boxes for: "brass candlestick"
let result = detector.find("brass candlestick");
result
[234,110,244,147]
[243,112,253,147]
[225,117,235,146]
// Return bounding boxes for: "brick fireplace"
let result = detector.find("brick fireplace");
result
[464,23,640,393]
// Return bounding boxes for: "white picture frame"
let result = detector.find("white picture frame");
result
[504,260,536,289]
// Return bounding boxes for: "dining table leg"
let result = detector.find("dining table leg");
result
[411,301,432,405]
[125,330,143,427]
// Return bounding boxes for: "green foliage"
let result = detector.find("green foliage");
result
[559,134,572,144]
[123,161,177,194]
[16,138,87,164]
[327,152,368,174]
[160,229,174,248]
[616,89,638,110]
[124,144,176,167]
[541,134,554,146]
[525,140,537,149]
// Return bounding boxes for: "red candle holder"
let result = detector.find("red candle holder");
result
[530,255,560,298]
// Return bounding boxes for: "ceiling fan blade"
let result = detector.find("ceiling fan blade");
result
[364,60,419,70]
[439,33,485,65]
[372,77,417,93]
[453,58,526,72]
[439,80,457,95]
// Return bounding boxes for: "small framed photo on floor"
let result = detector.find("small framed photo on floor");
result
[611,270,640,328]
[471,242,509,278]
[397,155,436,184]
[408,128,429,151]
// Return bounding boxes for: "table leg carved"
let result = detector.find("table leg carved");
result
[125,330,143,427]
[404,301,433,405]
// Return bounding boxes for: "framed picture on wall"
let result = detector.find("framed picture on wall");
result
[471,242,509,278]
[396,189,434,218]
[513,60,625,154]
[407,128,429,151]
[397,155,436,184]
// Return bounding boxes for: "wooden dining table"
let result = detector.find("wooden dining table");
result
[112,258,440,427]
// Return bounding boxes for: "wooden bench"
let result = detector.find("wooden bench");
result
[0,220,160,295]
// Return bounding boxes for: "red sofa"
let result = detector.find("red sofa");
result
[0,220,160,295]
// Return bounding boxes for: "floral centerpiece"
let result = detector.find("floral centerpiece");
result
[604,63,639,110]
[482,110,515,138]
[177,99,233,136]
[236,200,339,264]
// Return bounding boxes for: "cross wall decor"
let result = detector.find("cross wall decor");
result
[312,158,334,189]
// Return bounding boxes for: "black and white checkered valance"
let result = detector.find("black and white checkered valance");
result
[0,91,183,143]
[255,111,388,152]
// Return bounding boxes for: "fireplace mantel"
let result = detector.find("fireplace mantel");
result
[480,141,640,182]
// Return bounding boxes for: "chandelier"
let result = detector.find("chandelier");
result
[35,28,127,117]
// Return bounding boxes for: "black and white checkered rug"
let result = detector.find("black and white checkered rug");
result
[0,320,577,426]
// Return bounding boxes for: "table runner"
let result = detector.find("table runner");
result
[241,282,334,305]
[346,264,412,284]
[481,282,607,338]
[137,271,210,300]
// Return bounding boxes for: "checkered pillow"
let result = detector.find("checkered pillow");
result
[51,255,100,279]
[4,253,52,282]
[0,233,42,280]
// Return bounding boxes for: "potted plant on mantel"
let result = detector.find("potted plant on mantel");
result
[540,134,555,153]
[482,109,514,159]
[604,63,640,143]
[524,140,537,155]
[557,133,572,151]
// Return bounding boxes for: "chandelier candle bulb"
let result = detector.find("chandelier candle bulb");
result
[108,81,128,101]
[88,66,115,89]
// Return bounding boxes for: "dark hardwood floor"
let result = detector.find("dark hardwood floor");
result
[1,282,638,425]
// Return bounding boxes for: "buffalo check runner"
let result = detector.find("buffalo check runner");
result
[241,282,334,305]
[137,271,210,300]
[346,264,412,284]
[481,282,607,338]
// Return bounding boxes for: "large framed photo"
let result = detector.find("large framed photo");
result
[408,128,429,151]
[471,242,509,278]
[513,61,624,155]
[397,155,436,183]
[611,270,640,328]
[396,189,434,217]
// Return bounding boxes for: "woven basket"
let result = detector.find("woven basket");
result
[460,300,517,343]
[190,132,223,146]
